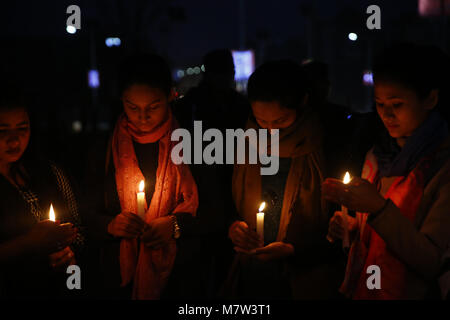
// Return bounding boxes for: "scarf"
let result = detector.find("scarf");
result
[221,111,326,298]
[112,109,198,299]
[340,123,449,299]
[232,111,323,242]
[373,111,449,177]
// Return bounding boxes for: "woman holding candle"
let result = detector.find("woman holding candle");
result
[226,60,341,299]
[0,82,84,298]
[100,54,198,299]
[324,43,450,299]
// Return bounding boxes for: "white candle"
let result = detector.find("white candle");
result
[341,172,351,250]
[137,180,146,218]
[256,202,265,244]
[49,203,56,222]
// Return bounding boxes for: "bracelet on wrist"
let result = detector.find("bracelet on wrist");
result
[171,215,181,239]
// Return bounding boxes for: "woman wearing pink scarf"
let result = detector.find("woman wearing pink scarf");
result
[102,54,198,299]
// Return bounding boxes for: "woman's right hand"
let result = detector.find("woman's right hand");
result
[27,220,77,255]
[229,221,262,253]
[49,246,76,271]
[107,211,145,239]
[327,211,357,242]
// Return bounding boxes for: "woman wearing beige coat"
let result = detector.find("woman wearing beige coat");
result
[324,43,450,299]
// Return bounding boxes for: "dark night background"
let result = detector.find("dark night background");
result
[0,0,449,299]
[0,0,448,212]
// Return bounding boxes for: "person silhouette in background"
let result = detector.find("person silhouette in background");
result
[171,49,250,298]
[174,49,250,132]
[301,60,375,180]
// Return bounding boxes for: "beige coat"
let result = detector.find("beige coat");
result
[367,137,450,299]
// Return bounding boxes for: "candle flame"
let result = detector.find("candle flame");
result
[49,204,55,222]
[259,202,266,212]
[139,180,145,192]
[343,171,351,184]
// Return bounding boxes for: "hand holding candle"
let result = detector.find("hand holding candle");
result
[228,221,261,252]
[325,172,351,249]
[107,211,145,238]
[324,173,389,249]
[49,246,76,271]
[322,175,388,214]
[27,221,76,255]
[23,204,77,256]
[47,203,76,248]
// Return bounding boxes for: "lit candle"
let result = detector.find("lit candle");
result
[137,180,146,219]
[49,203,56,222]
[256,202,265,245]
[341,172,351,250]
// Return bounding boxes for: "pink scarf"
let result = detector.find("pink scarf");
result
[340,150,430,299]
[112,109,198,299]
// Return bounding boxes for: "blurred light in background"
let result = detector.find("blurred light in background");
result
[88,70,100,88]
[176,70,185,78]
[348,33,358,41]
[105,37,121,47]
[232,50,255,81]
[174,65,206,81]
[98,122,110,131]
[66,25,77,34]
[419,0,450,16]
[363,70,374,86]
[72,120,82,133]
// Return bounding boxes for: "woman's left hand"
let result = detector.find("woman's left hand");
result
[49,246,76,272]
[141,216,173,249]
[322,177,387,213]
[235,242,294,262]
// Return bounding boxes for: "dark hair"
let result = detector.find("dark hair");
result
[301,60,329,83]
[301,60,330,106]
[373,43,449,100]
[373,43,450,123]
[247,60,308,110]
[117,54,173,96]
[203,49,235,75]
[0,80,35,183]
[0,81,28,112]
